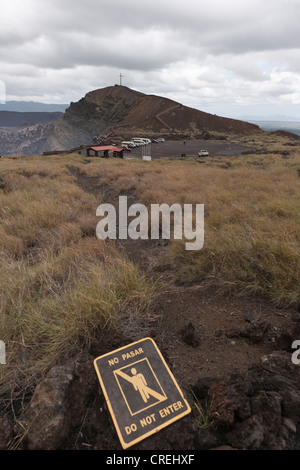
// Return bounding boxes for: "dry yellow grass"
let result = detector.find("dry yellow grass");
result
[1,142,299,385]
[0,156,159,385]
[74,140,300,305]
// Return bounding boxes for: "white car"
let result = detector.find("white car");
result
[132,138,151,146]
[198,150,209,157]
[122,141,136,148]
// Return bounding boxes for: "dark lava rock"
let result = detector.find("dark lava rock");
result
[193,427,223,450]
[0,415,14,449]
[207,351,300,450]
[180,322,200,347]
[226,318,270,343]
[20,352,97,450]
[245,310,259,323]
[291,312,300,323]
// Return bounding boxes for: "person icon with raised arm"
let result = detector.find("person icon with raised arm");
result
[131,367,150,403]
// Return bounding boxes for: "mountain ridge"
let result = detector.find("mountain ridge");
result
[0,111,64,127]
[0,85,261,155]
[64,85,260,137]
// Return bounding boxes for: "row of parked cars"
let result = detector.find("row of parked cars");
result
[121,137,165,150]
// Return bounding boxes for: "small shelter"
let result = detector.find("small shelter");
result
[86,146,124,158]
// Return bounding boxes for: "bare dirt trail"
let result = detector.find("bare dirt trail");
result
[67,162,295,391]
[154,104,181,131]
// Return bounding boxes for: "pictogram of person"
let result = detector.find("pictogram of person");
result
[130,367,150,403]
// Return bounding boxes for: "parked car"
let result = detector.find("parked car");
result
[198,150,209,157]
[122,141,136,148]
[156,138,165,143]
[131,138,151,146]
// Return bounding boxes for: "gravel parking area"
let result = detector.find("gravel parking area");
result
[124,139,251,160]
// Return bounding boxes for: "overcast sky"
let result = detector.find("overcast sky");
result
[1,0,300,119]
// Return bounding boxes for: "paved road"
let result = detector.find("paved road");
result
[124,139,251,160]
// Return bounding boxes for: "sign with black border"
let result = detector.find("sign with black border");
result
[94,337,191,449]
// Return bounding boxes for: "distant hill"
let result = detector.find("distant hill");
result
[0,101,69,113]
[247,120,300,136]
[0,86,261,155]
[0,111,64,127]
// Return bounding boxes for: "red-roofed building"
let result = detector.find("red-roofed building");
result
[86,145,124,157]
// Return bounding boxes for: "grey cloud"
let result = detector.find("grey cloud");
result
[2,0,300,69]
[1,0,300,118]
[2,26,186,71]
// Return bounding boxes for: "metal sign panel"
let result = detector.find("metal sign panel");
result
[94,337,191,449]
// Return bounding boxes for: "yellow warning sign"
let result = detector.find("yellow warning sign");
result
[93,338,191,449]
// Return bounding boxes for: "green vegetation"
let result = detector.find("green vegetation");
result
[191,391,219,429]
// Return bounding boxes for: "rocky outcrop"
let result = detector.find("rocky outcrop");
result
[16,352,97,450]
[205,352,300,450]
[0,119,93,156]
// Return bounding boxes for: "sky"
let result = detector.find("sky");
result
[1,0,300,120]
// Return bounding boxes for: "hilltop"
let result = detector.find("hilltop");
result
[0,86,260,155]
[65,85,260,139]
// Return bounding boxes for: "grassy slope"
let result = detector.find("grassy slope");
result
[0,156,158,385]
[1,135,299,384]
[75,139,300,305]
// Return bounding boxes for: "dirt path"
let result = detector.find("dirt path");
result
[155,104,181,131]
[67,164,294,391]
